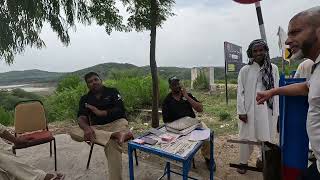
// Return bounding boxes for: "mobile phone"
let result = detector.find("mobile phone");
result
[141,137,157,145]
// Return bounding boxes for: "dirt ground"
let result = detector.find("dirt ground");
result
[37,122,263,180]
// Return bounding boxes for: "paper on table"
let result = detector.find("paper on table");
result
[189,129,210,141]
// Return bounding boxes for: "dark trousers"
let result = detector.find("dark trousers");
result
[298,162,320,180]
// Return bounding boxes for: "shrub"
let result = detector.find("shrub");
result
[44,83,87,122]
[11,88,41,100]
[218,110,231,121]
[0,107,13,126]
[56,75,82,92]
[193,71,209,90]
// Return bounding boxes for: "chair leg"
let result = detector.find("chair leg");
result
[50,141,52,157]
[86,143,95,170]
[53,139,57,171]
[134,149,138,166]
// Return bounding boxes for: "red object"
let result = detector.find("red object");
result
[233,0,260,4]
[14,131,54,148]
[282,166,303,180]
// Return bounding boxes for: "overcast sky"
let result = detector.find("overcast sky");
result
[0,0,319,73]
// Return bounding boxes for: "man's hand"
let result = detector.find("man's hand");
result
[14,136,34,146]
[84,127,96,142]
[85,103,107,116]
[85,103,98,113]
[256,90,273,105]
[181,87,188,98]
[239,114,248,123]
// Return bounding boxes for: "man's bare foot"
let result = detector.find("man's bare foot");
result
[112,131,134,144]
[44,173,64,180]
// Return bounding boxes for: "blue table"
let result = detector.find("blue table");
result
[128,130,215,180]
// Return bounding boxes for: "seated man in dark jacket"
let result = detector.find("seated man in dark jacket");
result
[162,76,216,171]
[70,72,133,180]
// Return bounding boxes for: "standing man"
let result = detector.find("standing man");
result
[237,39,279,174]
[256,7,320,179]
[70,72,133,180]
[162,76,216,171]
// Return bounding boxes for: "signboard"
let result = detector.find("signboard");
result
[224,41,243,73]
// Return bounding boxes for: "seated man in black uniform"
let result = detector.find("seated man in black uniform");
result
[70,72,133,180]
[162,76,216,171]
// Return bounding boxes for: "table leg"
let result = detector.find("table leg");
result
[210,132,214,180]
[182,160,191,180]
[166,162,171,180]
[128,145,134,180]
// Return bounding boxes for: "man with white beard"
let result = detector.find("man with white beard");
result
[257,7,320,179]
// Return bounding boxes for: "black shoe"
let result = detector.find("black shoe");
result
[205,158,216,172]
[237,163,248,174]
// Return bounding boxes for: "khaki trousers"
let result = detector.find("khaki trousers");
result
[69,118,128,180]
[0,150,46,180]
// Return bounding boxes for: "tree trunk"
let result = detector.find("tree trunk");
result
[150,0,159,128]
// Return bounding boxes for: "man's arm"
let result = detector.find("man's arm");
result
[256,82,309,104]
[77,96,96,141]
[182,88,203,112]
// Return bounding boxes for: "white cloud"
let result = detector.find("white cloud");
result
[0,0,318,72]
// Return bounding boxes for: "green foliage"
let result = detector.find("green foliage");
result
[11,88,41,99]
[0,89,41,111]
[106,76,169,112]
[108,68,145,80]
[0,107,13,126]
[193,71,209,90]
[56,75,83,92]
[124,0,175,31]
[44,84,87,122]
[0,0,91,64]
[218,111,231,121]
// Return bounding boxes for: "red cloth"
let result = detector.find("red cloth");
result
[13,131,54,149]
[282,166,302,180]
[233,0,260,4]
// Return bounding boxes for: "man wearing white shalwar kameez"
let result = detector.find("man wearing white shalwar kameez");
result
[237,39,279,174]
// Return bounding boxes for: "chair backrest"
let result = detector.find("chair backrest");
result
[14,100,47,134]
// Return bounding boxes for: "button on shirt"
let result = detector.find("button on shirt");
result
[77,86,126,125]
[162,93,199,123]
[306,55,320,173]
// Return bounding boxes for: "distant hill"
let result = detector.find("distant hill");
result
[0,58,303,85]
[0,69,66,85]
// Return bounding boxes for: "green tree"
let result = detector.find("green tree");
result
[124,0,175,127]
[0,0,127,64]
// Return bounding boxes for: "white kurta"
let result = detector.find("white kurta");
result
[237,62,279,142]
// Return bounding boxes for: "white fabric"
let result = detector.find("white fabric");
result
[0,124,6,134]
[0,123,46,180]
[240,144,262,164]
[306,55,320,173]
[237,62,279,142]
[294,59,314,80]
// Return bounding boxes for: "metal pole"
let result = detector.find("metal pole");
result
[224,42,229,105]
[255,1,267,42]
